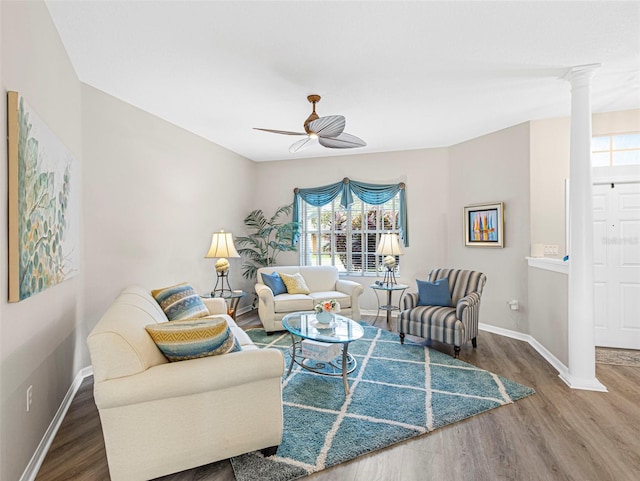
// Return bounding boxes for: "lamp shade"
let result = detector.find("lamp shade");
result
[205,230,240,258]
[376,233,404,256]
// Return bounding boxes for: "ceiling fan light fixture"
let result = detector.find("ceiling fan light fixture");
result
[254,94,366,153]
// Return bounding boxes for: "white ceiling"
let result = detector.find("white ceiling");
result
[45,1,640,162]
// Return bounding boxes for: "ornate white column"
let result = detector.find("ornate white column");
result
[561,64,607,391]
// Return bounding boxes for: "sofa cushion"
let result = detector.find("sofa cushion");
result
[151,282,209,321]
[274,293,314,313]
[261,272,287,296]
[279,272,311,294]
[309,291,352,308]
[299,265,339,292]
[417,278,453,307]
[145,317,241,362]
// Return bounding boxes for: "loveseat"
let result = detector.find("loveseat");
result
[87,285,284,481]
[255,265,364,332]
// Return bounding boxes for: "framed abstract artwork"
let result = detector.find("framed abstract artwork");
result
[464,202,504,248]
[7,91,80,302]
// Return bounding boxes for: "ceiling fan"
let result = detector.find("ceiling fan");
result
[254,94,366,153]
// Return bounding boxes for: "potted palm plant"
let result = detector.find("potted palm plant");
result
[235,204,298,283]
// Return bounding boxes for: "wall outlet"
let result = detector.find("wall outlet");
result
[507,300,519,311]
[26,385,33,412]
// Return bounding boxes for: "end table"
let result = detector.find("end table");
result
[201,291,247,320]
[369,283,409,331]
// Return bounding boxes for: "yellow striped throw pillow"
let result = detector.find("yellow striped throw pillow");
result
[279,272,311,294]
[146,317,241,362]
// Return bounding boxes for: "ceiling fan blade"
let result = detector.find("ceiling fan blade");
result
[318,132,367,149]
[307,115,345,138]
[254,128,307,136]
[289,136,318,153]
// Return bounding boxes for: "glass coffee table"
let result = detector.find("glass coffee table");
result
[282,311,364,394]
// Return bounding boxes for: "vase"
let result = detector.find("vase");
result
[315,311,334,324]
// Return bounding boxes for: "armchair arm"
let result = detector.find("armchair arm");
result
[201,297,228,316]
[402,292,419,310]
[456,292,482,321]
[94,348,284,409]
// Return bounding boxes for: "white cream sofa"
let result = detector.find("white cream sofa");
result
[255,265,364,332]
[87,285,284,481]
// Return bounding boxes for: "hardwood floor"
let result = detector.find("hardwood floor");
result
[35,312,640,481]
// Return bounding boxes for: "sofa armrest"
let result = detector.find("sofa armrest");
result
[255,283,278,332]
[256,282,273,299]
[335,279,364,298]
[94,348,284,409]
[202,297,228,316]
[256,283,275,311]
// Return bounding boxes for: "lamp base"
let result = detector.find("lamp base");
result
[212,271,233,297]
[381,266,397,286]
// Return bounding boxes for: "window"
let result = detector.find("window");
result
[299,193,401,276]
[592,132,640,166]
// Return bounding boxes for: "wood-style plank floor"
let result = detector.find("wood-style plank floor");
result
[35,312,640,481]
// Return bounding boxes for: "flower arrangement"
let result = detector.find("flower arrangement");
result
[315,299,340,314]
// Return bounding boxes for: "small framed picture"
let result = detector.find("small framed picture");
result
[464,202,504,248]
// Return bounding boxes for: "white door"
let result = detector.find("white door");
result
[593,181,640,349]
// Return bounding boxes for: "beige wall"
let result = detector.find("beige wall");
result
[447,122,531,334]
[530,117,571,257]
[527,109,640,365]
[81,85,256,335]
[0,2,83,481]
[528,268,569,365]
[255,148,450,310]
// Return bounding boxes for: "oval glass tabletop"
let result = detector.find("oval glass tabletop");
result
[282,311,364,344]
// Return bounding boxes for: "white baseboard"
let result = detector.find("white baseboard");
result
[237,305,254,317]
[19,366,94,481]
[478,323,607,392]
[479,322,570,377]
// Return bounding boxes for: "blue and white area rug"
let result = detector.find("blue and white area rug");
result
[230,324,534,481]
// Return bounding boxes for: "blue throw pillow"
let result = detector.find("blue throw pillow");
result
[416,278,453,307]
[261,271,287,296]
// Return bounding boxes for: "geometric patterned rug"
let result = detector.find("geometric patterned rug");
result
[230,324,535,481]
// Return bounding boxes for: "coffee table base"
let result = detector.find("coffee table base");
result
[286,337,356,394]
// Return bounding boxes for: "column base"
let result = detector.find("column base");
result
[558,372,608,392]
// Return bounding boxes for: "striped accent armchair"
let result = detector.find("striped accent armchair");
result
[399,268,487,358]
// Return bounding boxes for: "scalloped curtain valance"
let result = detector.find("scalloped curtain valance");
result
[292,177,408,246]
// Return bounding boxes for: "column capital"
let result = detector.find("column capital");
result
[562,63,601,88]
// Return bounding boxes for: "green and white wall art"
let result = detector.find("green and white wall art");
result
[7,91,79,302]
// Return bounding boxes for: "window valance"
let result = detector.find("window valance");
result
[293,177,408,246]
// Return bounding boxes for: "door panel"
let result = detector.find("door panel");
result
[594,182,640,349]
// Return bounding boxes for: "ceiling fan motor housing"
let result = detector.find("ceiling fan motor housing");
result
[304,94,321,132]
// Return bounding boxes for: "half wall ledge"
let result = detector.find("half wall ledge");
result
[526,256,569,274]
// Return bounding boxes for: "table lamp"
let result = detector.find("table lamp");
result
[205,230,240,296]
[376,233,404,285]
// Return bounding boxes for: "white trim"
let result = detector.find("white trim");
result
[237,305,254,317]
[478,323,607,392]
[19,366,94,481]
[526,256,569,274]
[593,176,640,185]
[558,372,608,392]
